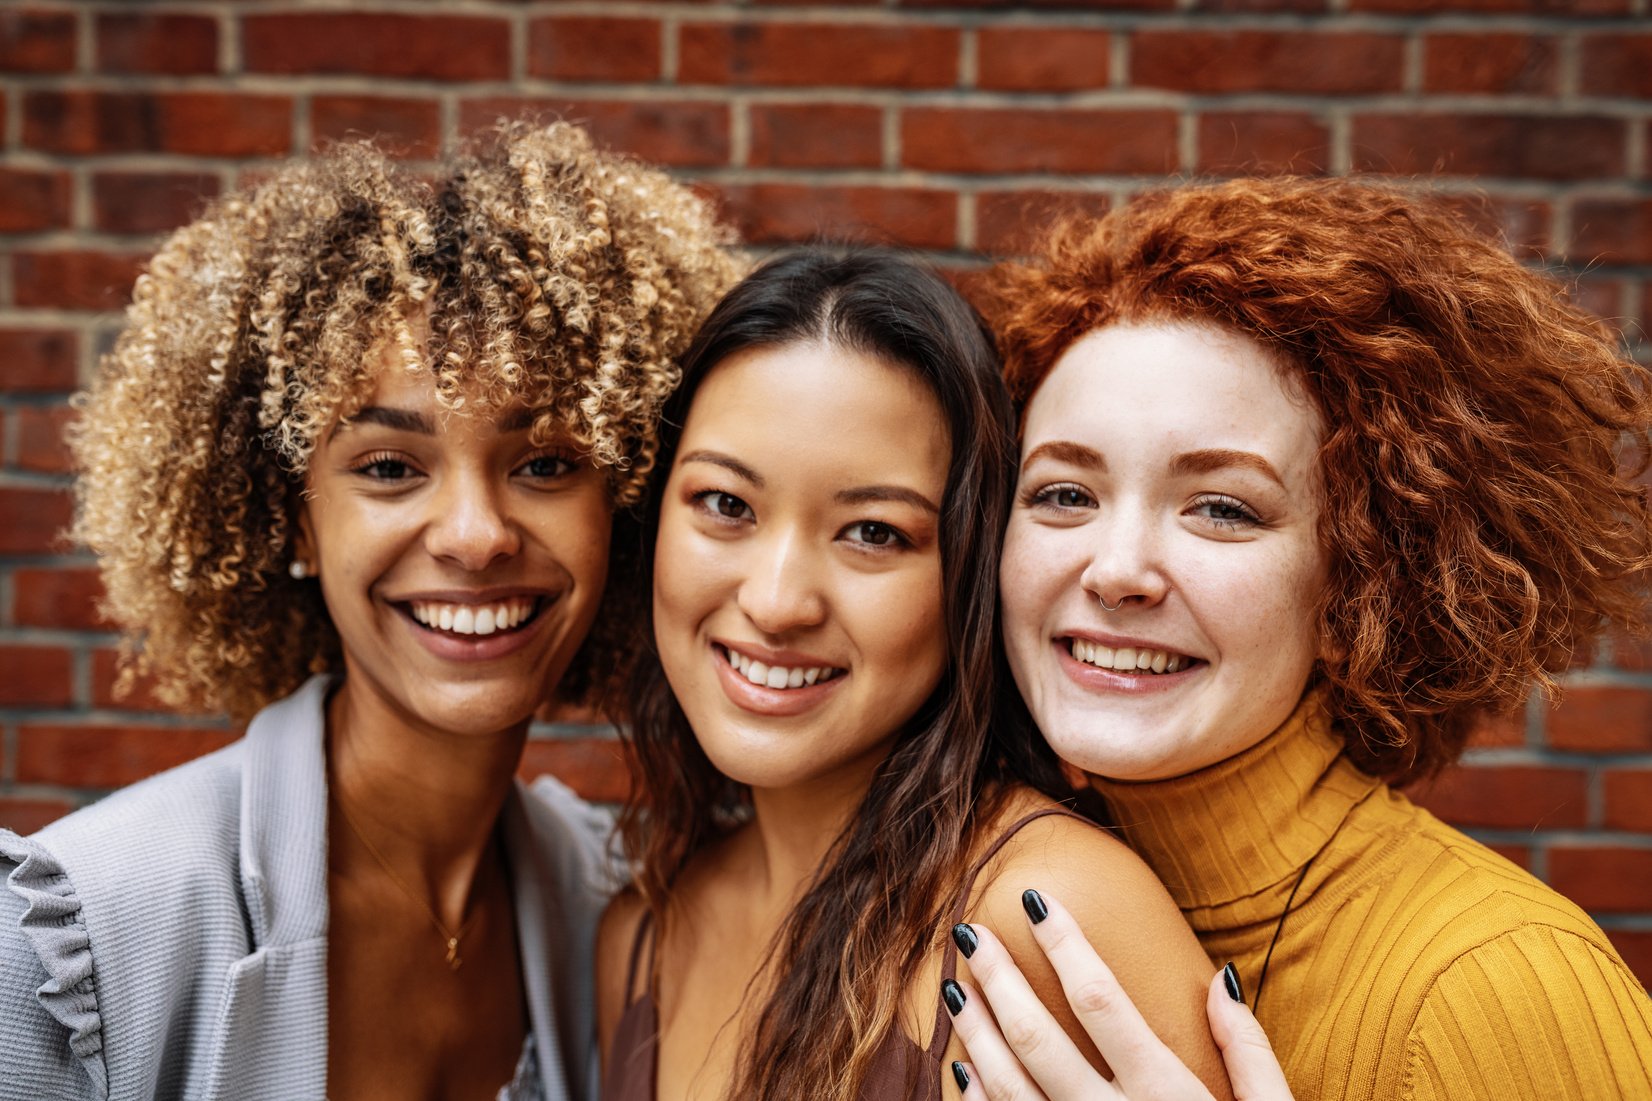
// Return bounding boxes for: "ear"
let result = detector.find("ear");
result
[292,496,318,573]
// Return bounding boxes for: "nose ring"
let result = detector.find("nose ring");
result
[1098,596,1124,612]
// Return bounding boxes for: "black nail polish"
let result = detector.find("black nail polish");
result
[951,1061,970,1091]
[1021,888,1048,924]
[951,922,978,959]
[941,978,966,1016]
[1221,962,1244,1004]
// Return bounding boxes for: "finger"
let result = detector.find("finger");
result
[1205,971,1295,1101]
[956,924,1122,1100]
[1019,891,1209,1099]
[943,976,1051,1101]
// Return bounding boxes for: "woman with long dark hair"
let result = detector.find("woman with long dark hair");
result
[596,249,1230,1100]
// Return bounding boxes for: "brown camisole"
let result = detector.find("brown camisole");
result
[601,808,1085,1101]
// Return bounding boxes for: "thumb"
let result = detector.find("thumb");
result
[1206,971,1295,1101]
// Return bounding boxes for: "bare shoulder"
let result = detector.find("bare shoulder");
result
[595,885,650,1063]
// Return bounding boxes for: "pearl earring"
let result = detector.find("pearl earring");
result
[289,560,311,580]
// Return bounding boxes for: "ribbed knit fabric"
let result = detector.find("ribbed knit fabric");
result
[1092,692,1652,1101]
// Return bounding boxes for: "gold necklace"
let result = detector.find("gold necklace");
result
[333,796,480,970]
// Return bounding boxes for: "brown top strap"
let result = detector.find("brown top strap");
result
[927,805,1094,1059]
[622,908,656,1008]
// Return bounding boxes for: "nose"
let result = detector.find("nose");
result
[735,528,827,637]
[423,473,520,571]
[1078,501,1169,612]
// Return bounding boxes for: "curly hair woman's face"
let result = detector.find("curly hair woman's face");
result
[295,348,612,740]
[1000,321,1328,782]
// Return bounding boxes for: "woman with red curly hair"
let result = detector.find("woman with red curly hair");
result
[940,177,1652,1099]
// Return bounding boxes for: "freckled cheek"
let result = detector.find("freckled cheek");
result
[999,524,1074,645]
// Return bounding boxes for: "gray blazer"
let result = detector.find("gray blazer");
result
[0,676,617,1101]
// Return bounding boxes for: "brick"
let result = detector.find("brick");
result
[680,22,957,88]
[461,98,729,168]
[16,723,236,788]
[1547,845,1652,912]
[12,251,146,312]
[0,168,71,233]
[902,107,1177,175]
[0,646,73,707]
[0,486,73,553]
[92,171,220,236]
[1411,764,1588,830]
[24,91,292,157]
[529,17,661,82]
[710,183,956,251]
[0,330,78,393]
[1352,114,1625,182]
[749,103,882,169]
[15,404,76,474]
[1571,199,1652,267]
[10,568,106,631]
[311,97,442,159]
[1613,629,1651,673]
[1437,193,1551,256]
[97,13,218,75]
[0,798,75,835]
[1196,111,1331,177]
[1547,686,1652,752]
[1603,769,1652,832]
[901,0,1174,10]
[975,189,1112,257]
[243,14,509,82]
[0,9,76,73]
[1570,276,1625,326]
[977,28,1110,92]
[1132,31,1403,96]
[1352,0,1626,12]
[1424,33,1557,95]
[91,649,181,712]
[1467,705,1526,748]
[1190,0,1328,10]
[1581,36,1652,99]
[1483,842,1531,870]
[518,737,631,804]
[1605,929,1652,991]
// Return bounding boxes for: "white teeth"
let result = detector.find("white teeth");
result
[409,598,538,636]
[1069,640,1191,675]
[721,646,841,690]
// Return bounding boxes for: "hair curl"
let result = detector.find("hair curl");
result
[987,176,1652,785]
[71,120,741,721]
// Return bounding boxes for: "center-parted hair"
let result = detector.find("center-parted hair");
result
[623,248,1064,1101]
[70,120,741,721]
[987,177,1652,784]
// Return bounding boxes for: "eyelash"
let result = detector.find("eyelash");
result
[1023,482,1096,511]
[688,491,913,552]
[1188,494,1263,530]
[1024,482,1263,532]
[347,451,575,482]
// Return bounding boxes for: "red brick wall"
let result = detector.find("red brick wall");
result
[2,2,1649,985]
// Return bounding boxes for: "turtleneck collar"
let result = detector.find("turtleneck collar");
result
[1087,688,1382,914]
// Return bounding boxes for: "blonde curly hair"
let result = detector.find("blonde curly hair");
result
[71,120,742,721]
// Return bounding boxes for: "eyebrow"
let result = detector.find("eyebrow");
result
[1170,448,1285,487]
[1022,440,1106,470]
[333,405,540,438]
[836,485,940,514]
[679,449,764,487]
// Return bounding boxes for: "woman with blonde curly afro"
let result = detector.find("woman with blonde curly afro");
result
[0,120,739,1101]
[937,177,1652,1099]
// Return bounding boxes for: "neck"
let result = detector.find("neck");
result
[742,752,885,917]
[326,677,527,925]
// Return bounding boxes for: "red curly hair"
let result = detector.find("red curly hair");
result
[987,176,1652,785]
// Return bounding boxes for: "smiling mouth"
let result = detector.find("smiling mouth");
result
[1066,638,1199,675]
[717,644,845,691]
[406,596,546,638]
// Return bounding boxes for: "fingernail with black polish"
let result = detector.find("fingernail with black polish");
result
[951,1061,971,1091]
[1221,962,1244,1004]
[941,978,967,1016]
[1021,888,1048,925]
[951,922,978,959]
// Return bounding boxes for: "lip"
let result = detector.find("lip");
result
[385,586,555,604]
[1054,634,1203,695]
[711,640,846,717]
[391,592,559,663]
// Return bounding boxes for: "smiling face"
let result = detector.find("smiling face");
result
[1000,321,1328,783]
[652,341,951,794]
[296,351,612,740]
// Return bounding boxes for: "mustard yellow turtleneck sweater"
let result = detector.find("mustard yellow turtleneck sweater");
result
[1092,693,1652,1101]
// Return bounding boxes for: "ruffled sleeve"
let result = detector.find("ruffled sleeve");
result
[0,831,108,1099]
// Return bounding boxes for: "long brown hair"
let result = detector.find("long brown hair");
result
[987,177,1652,784]
[621,248,1065,1099]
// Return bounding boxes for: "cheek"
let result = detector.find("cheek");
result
[999,521,1063,647]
